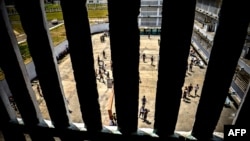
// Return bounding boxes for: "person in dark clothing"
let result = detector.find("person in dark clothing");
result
[103,50,106,59]
[97,55,100,64]
[143,108,149,122]
[142,95,147,106]
[106,71,110,79]
[112,113,117,125]
[183,86,189,99]
[188,83,193,96]
[142,53,146,63]
[151,56,154,66]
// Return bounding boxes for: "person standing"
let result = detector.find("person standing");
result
[143,108,150,122]
[188,83,193,96]
[139,105,145,118]
[142,95,147,106]
[37,83,43,97]
[106,71,110,79]
[102,50,106,59]
[151,56,154,66]
[189,62,193,72]
[142,53,146,63]
[183,86,189,99]
[112,113,117,125]
[97,55,100,64]
[194,84,199,97]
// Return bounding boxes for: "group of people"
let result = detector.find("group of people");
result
[109,113,117,126]
[100,32,109,43]
[183,83,200,100]
[142,53,155,66]
[96,59,110,84]
[189,49,205,70]
[138,96,150,122]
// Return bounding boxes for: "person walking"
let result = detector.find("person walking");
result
[99,73,105,83]
[142,53,146,63]
[143,108,149,122]
[102,50,106,59]
[194,84,199,97]
[188,83,193,96]
[139,105,145,118]
[142,95,147,106]
[189,62,193,72]
[183,86,189,99]
[97,55,101,64]
[106,71,110,79]
[151,56,154,66]
[112,113,117,125]
[37,83,43,97]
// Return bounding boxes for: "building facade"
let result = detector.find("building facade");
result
[138,0,163,27]
[86,0,107,4]
[192,0,250,102]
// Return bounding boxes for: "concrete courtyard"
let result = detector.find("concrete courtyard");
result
[31,33,237,133]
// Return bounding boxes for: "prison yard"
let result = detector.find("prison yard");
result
[2,2,238,135]
[25,33,236,133]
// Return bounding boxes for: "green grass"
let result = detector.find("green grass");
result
[50,25,66,46]
[1,5,108,80]
[2,4,108,80]
[45,4,61,9]
[88,10,108,18]
[8,14,20,21]
[46,12,64,21]
[19,42,31,63]
[11,22,24,34]
[87,4,108,10]
[9,8,108,21]
[44,3,108,10]
[0,42,31,80]
[0,69,4,80]
[10,9,108,34]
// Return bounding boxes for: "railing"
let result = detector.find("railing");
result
[0,0,250,141]
[141,1,159,6]
[140,11,158,17]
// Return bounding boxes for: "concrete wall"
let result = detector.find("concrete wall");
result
[197,0,222,15]
[0,79,12,97]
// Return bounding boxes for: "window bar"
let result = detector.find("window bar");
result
[154,0,196,138]
[14,0,73,139]
[108,0,141,134]
[0,1,54,140]
[0,80,26,141]
[60,0,102,133]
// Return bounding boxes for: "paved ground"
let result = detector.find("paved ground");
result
[31,34,237,132]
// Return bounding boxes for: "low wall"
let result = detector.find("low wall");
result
[25,23,109,80]
[0,79,12,97]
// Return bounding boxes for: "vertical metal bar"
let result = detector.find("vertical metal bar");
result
[108,0,141,134]
[154,0,196,138]
[14,0,71,130]
[60,0,102,133]
[0,0,55,140]
[0,80,26,141]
